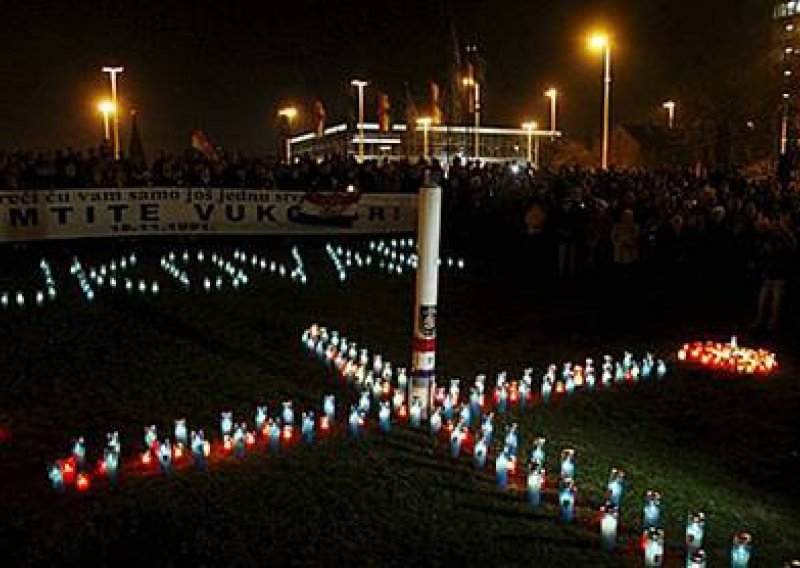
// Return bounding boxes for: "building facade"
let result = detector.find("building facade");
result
[288,122,559,164]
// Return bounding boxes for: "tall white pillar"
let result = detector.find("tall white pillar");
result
[409,175,442,419]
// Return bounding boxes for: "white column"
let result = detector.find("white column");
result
[409,176,442,419]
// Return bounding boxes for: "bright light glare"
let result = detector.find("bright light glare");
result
[97,100,116,115]
[278,106,298,120]
[588,33,610,51]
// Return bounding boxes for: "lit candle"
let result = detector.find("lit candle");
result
[606,468,625,507]
[429,408,442,435]
[48,463,65,491]
[473,436,488,469]
[451,425,465,459]
[688,549,707,568]
[174,419,188,447]
[282,401,294,425]
[642,490,662,530]
[379,401,391,434]
[527,463,545,506]
[560,449,576,480]
[158,439,173,474]
[349,406,361,437]
[323,395,336,420]
[302,411,315,445]
[686,511,705,555]
[269,420,281,452]
[256,405,268,431]
[220,412,233,437]
[495,451,509,489]
[72,436,86,467]
[104,448,119,486]
[541,376,553,405]
[469,388,481,420]
[233,423,246,459]
[481,413,494,445]
[504,423,519,457]
[459,403,471,426]
[531,437,546,467]
[191,430,207,469]
[643,528,665,567]
[730,532,752,568]
[559,479,577,523]
[409,397,422,428]
[600,503,619,551]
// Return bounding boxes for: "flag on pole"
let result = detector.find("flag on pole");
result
[314,100,326,137]
[378,93,391,132]
[191,130,218,160]
[430,81,442,125]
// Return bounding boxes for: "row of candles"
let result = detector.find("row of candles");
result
[677,336,778,376]
[303,323,786,567]
[0,259,58,309]
[326,239,465,283]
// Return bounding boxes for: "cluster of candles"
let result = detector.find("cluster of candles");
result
[0,259,57,309]
[325,239,465,283]
[45,320,786,565]
[678,336,778,376]
[80,253,160,297]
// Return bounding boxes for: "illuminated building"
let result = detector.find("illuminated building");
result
[288,121,560,164]
[774,2,800,155]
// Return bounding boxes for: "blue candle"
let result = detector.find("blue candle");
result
[450,427,464,459]
[256,405,268,431]
[504,423,519,457]
[269,420,281,452]
[443,395,454,420]
[560,449,576,480]
[559,479,576,522]
[497,387,508,414]
[220,412,233,437]
[72,437,86,468]
[730,532,752,568]
[234,424,246,458]
[48,463,64,492]
[379,402,391,434]
[642,490,661,530]
[600,503,618,551]
[104,449,119,486]
[359,390,371,414]
[527,464,545,506]
[519,381,530,410]
[685,512,705,555]
[459,403,471,427]
[606,468,625,507]
[473,436,488,469]
[349,407,361,437]
[323,395,335,420]
[191,430,207,469]
[531,437,546,467]
[282,402,294,425]
[430,409,442,435]
[159,439,173,474]
[643,528,664,567]
[302,412,315,445]
[174,419,188,447]
[495,451,509,489]
[541,378,553,405]
[481,413,494,445]
[409,397,422,428]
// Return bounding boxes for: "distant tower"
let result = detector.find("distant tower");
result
[774,2,800,157]
[128,109,146,164]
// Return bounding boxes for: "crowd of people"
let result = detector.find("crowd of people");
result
[2,143,798,330]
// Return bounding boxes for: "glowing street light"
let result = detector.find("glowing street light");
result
[278,106,298,164]
[662,100,676,129]
[101,66,124,160]
[462,75,481,159]
[522,121,539,169]
[587,32,612,170]
[97,100,116,142]
[351,79,369,162]
[416,117,433,161]
[545,88,558,140]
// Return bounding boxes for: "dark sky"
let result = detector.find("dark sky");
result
[0,0,773,155]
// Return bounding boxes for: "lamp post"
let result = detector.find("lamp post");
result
[462,76,481,159]
[351,79,369,162]
[522,121,539,169]
[101,66,124,160]
[588,33,611,170]
[97,100,115,142]
[545,88,558,140]
[417,117,432,161]
[662,100,676,129]
[278,106,298,164]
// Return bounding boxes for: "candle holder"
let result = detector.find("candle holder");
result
[504,423,519,457]
[481,413,494,445]
[409,397,422,428]
[302,412,315,445]
[174,419,188,447]
[268,419,281,453]
[281,401,294,426]
[730,532,752,568]
[323,395,335,420]
[220,412,233,438]
[429,408,442,435]
[48,463,65,492]
[191,430,207,469]
[256,405,268,431]
[379,401,391,434]
[72,437,86,468]
[233,424,246,459]
[104,449,119,486]
[158,439,173,474]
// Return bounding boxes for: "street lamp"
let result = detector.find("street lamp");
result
[588,33,611,170]
[462,76,481,159]
[97,100,116,142]
[101,66,124,160]
[351,79,369,162]
[417,117,433,161]
[545,88,558,140]
[662,100,676,129]
[278,106,298,164]
[522,121,539,169]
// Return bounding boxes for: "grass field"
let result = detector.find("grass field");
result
[1,237,798,566]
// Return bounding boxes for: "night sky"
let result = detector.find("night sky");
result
[0,0,773,155]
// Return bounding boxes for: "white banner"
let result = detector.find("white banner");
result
[0,188,417,241]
